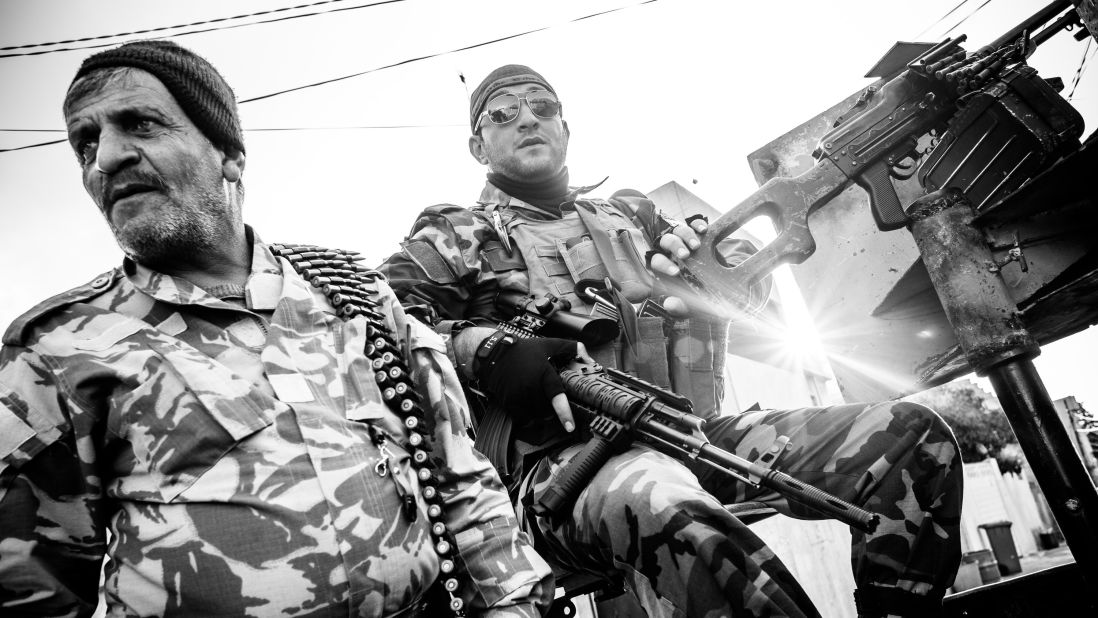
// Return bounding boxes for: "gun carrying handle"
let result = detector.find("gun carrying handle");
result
[856,161,908,231]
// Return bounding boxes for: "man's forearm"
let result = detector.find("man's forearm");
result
[451,326,498,381]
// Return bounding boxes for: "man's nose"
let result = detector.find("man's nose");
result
[95,127,139,174]
[514,99,541,129]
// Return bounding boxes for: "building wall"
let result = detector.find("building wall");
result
[959,459,1044,557]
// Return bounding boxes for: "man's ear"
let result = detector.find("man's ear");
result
[468,135,489,165]
[222,149,246,183]
[563,119,570,138]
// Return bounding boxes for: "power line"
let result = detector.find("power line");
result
[0,125,466,153]
[941,0,995,38]
[1068,38,1094,100]
[1,125,465,133]
[0,0,408,59]
[239,0,657,103]
[914,0,975,39]
[0,0,659,154]
[1,0,346,51]
[0,139,67,153]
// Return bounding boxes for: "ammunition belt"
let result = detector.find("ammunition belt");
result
[270,243,466,616]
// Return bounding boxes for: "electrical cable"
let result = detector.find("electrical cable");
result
[0,0,407,59]
[1,0,347,51]
[239,0,656,103]
[1,125,466,133]
[0,0,654,154]
[0,139,67,153]
[0,122,467,152]
[1067,38,1094,100]
[914,0,975,39]
[941,0,995,38]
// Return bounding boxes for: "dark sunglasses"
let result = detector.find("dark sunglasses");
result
[475,90,562,132]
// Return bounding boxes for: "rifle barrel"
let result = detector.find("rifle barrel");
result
[983,0,1072,53]
[640,419,879,533]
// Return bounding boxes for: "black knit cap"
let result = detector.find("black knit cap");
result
[469,64,556,132]
[69,40,245,154]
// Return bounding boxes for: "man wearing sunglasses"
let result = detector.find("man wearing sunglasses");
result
[380,64,962,618]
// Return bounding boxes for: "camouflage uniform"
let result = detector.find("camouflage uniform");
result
[380,183,963,617]
[0,230,553,617]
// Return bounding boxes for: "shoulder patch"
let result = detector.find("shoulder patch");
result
[3,269,121,346]
[401,239,458,284]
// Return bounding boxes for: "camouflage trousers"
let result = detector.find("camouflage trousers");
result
[519,401,963,618]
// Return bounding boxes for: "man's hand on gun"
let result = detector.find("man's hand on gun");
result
[650,215,707,277]
[473,335,595,432]
[609,189,708,318]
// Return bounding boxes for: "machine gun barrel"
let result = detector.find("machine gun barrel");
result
[534,367,880,533]
[982,0,1072,54]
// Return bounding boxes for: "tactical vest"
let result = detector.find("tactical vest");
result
[479,199,727,421]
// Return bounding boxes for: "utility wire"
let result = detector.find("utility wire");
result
[240,0,657,103]
[0,0,407,58]
[0,139,67,153]
[1067,38,1094,100]
[0,125,466,152]
[2,0,348,51]
[941,0,995,38]
[0,0,658,154]
[1,125,465,133]
[914,0,975,39]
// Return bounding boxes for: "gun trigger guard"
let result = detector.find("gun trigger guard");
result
[749,435,792,483]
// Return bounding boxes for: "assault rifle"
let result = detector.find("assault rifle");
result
[494,290,880,533]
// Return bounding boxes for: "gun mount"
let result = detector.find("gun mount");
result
[653,0,1098,610]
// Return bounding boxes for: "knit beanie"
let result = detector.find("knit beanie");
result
[469,64,556,132]
[69,40,245,154]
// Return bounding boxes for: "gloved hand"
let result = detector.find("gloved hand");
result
[474,334,592,432]
[610,189,707,278]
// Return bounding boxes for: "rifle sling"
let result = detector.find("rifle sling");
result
[472,404,514,482]
[473,402,575,491]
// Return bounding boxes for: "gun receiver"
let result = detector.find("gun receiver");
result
[667,0,1083,316]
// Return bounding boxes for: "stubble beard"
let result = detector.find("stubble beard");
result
[488,139,568,182]
[112,168,238,270]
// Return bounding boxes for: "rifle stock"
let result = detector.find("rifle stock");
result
[668,0,1081,316]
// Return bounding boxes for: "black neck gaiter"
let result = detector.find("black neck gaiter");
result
[487,167,570,213]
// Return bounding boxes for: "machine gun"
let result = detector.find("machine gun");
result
[668,0,1085,314]
[494,290,880,533]
[650,0,1098,604]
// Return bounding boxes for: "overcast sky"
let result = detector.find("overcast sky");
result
[1,0,1095,409]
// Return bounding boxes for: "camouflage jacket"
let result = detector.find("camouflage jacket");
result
[0,230,552,617]
[380,182,649,342]
[380,181,765,342]
[379,182,768,418]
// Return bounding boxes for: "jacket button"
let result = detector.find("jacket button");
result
[91,276,110,288]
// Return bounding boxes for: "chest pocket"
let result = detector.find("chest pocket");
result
[481,239,526,273]
[88,319,275,503]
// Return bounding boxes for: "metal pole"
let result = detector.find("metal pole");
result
[906,189,1098,586]
[985,362,1098,569]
